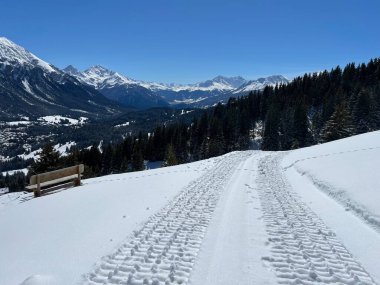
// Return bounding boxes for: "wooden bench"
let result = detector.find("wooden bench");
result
[26,164,84,197]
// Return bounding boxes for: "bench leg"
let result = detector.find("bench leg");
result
[74,178,81,187]
[34,175,41,197]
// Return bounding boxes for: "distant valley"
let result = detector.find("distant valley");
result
[0,36,288,160]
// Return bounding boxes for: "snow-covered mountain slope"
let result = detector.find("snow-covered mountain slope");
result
[1,131,380,284]
[65,65,136,88]
[141,75,247,92]
[0,37,57,73]
[233,75,289,93]
[64,65,169,109]
[0,37,124,119]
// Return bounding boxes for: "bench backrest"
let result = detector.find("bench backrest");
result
[30,164,84,185]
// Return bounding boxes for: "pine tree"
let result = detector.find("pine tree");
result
[31,143,60,173]
[262,106,280,150]
[162,144,178,167]
[293,103,309,147]
[320,103,356,142]
[131,143,144,171]
[100,144,113,175]
[353,89,380,133]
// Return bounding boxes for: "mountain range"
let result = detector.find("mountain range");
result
[0,37,289,119]
[64,65,289,108]
[0,37,124,119]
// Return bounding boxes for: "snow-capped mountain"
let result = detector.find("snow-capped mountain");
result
[0,37,57,74]
[65,65,289,108]
[66,65,137,88]
[196,75,247,90]
[139,75,246,92]
[234,75,289,93]
[64,65,169,109]
[0,37,124,119]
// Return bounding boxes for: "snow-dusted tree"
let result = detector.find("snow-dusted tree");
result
[353,89,380,133]
[31,143,60,173]
[320,103,356,142]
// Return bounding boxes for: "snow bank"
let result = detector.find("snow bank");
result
[283,131,380,231]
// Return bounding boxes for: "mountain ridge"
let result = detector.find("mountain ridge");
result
[0,37,125,119]
[65,64,289,108]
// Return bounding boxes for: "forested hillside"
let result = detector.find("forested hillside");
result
[3,58,380,191]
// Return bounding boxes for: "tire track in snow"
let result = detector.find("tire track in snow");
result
[82,152,249,285]
[257,153,377,285]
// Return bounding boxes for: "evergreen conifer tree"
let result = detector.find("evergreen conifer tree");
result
[262,106,280,150]
[31,143,60,173]
[131,143,144,171]
[321,103,356,142]
[163,144,178,166]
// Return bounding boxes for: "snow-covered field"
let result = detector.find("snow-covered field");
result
[18,141,76,161]
[1,132,380,285]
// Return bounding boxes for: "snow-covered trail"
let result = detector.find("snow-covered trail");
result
[83,152,251,285]
[82,151,378,285]
[257,153,376,285]
[189,152,276,284]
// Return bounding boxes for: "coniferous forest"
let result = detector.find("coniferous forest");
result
[2,58,380,191]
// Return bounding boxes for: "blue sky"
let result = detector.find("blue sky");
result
[1,0,379,83]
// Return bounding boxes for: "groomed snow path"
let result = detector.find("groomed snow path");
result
[257,153,376,285]
[83,150,378,285]
[83,152,251,285]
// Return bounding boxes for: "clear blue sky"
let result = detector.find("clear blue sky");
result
[1,0,379,83]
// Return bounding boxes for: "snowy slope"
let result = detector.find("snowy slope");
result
[281,131,380,284]
[0,37,57,73]
[64,65,169,109]
[1,132,380,285]
[233,75,289,93]
[283,131,380,231]
[0,158,218,285]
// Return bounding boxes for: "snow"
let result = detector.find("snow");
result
[0,188,9,195]
[20,275,58,285]
[65,64,289,95]
[114,121,130,128]
[2,168,28,176]
[1,132,380,284]
[17,142,76,161]
[190,152,276,284]
[18,149,41,160]
[0,158,217,285]
[38,115,87,126]
[180,109,194,115]
[172,97,207,104]
[282,130,380,283]
[4,121,31,126]
[66,65,137,88]
[234,75,289,93]
[0,191,32,211]
[283,131,380,231]
[0,37,56,73]
[22,79,35,95]
[55,141,76,156]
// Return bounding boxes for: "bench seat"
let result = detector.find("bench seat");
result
[25,174,81,191]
